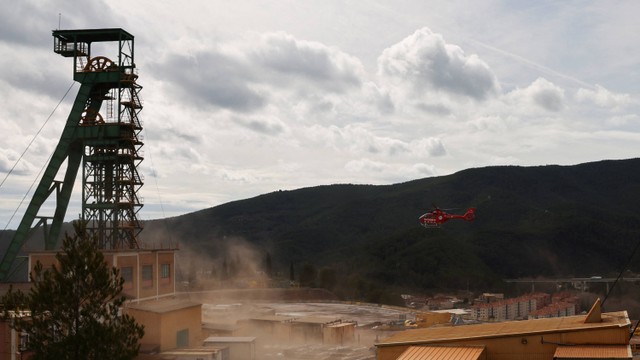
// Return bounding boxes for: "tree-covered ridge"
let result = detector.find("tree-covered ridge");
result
[144,158,640,299]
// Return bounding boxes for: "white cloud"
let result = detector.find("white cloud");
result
[0,148,32,175]
[575,85,635,110]
[303,124,445,160]
[345,158,437,182]
[604,114,639,129]
[1,1,639,226]
[413,137,447,157]
[151,31,368,114]
[505,77,565,112]
[151,50,265,112]
[249,31,365,92]
[232,115,288,136]
[377,27,500,101]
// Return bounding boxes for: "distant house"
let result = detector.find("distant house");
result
[291,316,341,343]
[528,301,577,319]
[376,299,632,360]
[241,315,295,342]
[203,336,256,360]
[241,315,356,345]
[470,292,550,321]
[324,321,356,345]
[415,309,471,328]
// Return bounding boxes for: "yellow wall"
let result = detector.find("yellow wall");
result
[416,312,452,328]
[324,323,356,345]
[160,305,202,350]
[127,304,202,352]
[129,308,161,349]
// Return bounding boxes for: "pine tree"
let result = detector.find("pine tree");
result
[299,263,317,288]
[264,252,273,278]
[289,262,295,282]
[0,222,144,360]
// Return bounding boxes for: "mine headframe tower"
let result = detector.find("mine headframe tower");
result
[0,28,145,280]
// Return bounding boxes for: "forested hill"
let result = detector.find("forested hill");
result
[140,158,640,297]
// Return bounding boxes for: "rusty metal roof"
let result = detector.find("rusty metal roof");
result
[378,311,630,347]
[553,345,632,359]
[397,345,485,360]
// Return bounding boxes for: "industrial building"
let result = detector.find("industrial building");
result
[375,300,633,360]
[241,314,357,345]
[0,28,201,359]
[126,299,203,352]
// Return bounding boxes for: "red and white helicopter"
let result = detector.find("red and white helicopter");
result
[419,207,475,228]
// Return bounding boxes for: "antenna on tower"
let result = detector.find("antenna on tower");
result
[58,13,61,30]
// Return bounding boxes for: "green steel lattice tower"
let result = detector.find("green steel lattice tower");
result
[0,28,145,280]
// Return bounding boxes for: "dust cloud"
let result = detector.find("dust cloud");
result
[143,230,410,359]
[194,300,413,360]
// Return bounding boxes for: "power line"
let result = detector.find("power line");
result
[0,82,75,233]
[142,127,177,249]
[0,81,76,190]
[601,234,640,308]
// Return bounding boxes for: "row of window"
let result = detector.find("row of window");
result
[120,263,171,289]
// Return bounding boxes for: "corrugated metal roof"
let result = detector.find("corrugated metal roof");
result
[378,311,629,346]
[397,345,485,360]
[553,345,632,359]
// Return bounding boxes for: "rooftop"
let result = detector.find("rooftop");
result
[553,345,632,359]
[52,28,134,42]
[204,336,257,343]
[377,311,630,347]
[291,316,341,325]
[249,315,295,322]
[126,298,200,313]
[397,345,485,360]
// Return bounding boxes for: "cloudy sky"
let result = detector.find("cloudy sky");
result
[0,1,638,227]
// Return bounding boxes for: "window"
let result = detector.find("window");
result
[142,265,153,288]
[121,266,133,290]
[160,263,171,284]
[19,332,29,351]
[161,263,170,278]
[177,328,189,348]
